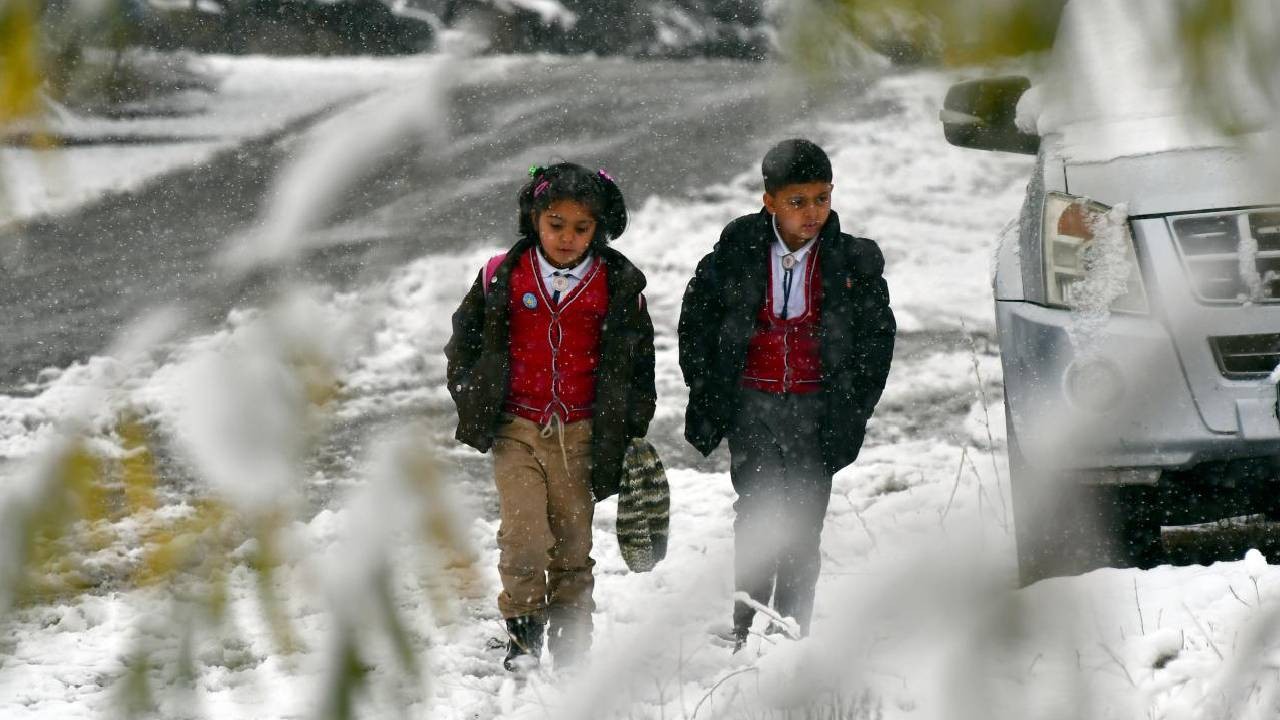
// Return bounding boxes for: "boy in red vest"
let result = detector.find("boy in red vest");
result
[678,139,895,649]
[446,163,655,672]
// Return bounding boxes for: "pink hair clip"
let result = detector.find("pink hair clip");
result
[534,179,551,197]
[597,169,615,183]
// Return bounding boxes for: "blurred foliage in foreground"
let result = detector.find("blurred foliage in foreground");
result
[1,0,204,122]
[0,311,481,718]
[797,0,1066,67]
[782,0,1280,141]
[1,1,1277,718]
[1,0,1271,81]
[783,0,1260,89]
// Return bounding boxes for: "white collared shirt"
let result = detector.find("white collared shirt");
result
[535,249,595,302]
[771,216,818,319]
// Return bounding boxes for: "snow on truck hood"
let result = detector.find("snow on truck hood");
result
[1062,144,1276,216]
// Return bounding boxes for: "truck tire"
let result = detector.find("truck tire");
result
[1008,423,1163,586]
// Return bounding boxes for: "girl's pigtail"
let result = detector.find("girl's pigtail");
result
[596,169,628,241]
[516,166,545,239]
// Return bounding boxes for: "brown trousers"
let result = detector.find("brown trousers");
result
[493,414,595,620]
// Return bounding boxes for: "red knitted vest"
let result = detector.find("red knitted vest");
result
[741,248,824,394]
[503,248,609,424]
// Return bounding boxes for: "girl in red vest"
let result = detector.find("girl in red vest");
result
[445,162,656,672]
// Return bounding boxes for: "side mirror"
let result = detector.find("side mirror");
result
[941,76,1040,155]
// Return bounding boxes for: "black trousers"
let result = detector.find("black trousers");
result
[728,389,832,634]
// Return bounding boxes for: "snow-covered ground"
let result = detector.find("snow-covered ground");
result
[2,53,1278,720]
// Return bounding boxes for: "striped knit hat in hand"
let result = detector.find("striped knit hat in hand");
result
[616,438,670,572]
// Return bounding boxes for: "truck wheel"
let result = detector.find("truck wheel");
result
[1009,426,1162,586]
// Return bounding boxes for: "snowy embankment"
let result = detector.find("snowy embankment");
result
[1,55,1277,720]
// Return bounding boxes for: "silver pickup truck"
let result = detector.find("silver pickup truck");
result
[941,1,1280,584]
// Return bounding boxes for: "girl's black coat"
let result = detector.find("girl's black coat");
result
[678,209,896,474]
[445,237,657,501]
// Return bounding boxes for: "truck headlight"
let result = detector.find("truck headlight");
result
[1042,193,1148,314]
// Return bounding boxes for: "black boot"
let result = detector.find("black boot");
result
[503,615,545,672]
[547,608,592,670]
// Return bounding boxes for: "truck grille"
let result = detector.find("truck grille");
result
[1171,210,1280,303]
[1211,334,1280,378]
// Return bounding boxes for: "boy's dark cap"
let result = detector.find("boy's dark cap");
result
[762,138,832,194]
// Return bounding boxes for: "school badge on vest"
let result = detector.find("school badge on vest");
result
[522,292,538,310]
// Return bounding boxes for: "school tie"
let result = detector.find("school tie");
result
[551,271,568,304]
[780,254,797,320]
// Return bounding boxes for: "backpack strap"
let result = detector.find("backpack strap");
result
[482,252,508,294]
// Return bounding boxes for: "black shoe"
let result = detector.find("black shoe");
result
[503,615,545,672]
[547,609,592,670]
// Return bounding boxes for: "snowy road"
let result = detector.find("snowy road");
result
[4,53,1280,720]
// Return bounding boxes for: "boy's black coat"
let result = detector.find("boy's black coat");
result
[445,236,657,501]
[678,209,896,474]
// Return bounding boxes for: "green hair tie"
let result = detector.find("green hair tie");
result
[528,165,541,177]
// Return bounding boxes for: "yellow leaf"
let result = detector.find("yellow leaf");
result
[0,0,43,125]
[119,416,160,513]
